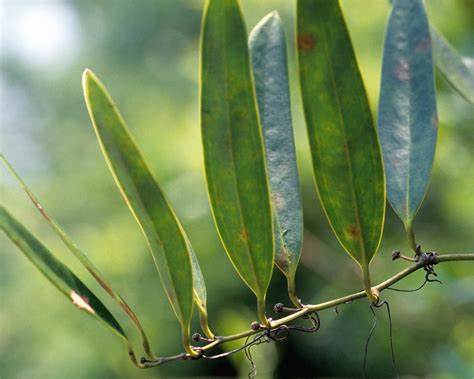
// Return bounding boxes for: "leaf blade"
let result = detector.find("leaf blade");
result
[82,69,199,354]
[200,0,274,323]
[1,154,156,359]
[378,0,438,246]
[431,27,474,104]
[297,0,385,299]
[0,206,140,366]
[249,12,303,306]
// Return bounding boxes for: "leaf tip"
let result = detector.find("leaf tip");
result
[269,10,281,20]
[249,10,282,43]
[82,67,93,79]
[82,68,99,93]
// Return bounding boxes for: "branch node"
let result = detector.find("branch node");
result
[392,249,417,262]
[274,303,284,313]
[273,302,301,314]
[250,321,261,331]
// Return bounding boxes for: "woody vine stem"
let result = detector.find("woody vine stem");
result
[139,251,474,368]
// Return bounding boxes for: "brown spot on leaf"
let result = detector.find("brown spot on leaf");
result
[27,193,51,221]
[395,58,410,81]
[272,193,285,209]
[239,228,249,242]
[346,224,360,239]
[297,33,317,52]
[89,270,111,293]
[276,255,289,270]
[71,291,95,314]
[432,114,439,128]
[276,245,290,270]
[415,37,431,54]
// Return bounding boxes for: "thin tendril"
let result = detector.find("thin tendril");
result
[285,312,320,333]
[245,339,257,378]
[387,269,442,292]
[362,304,378,378]
[245,333,270,379]
[334,300,352,314]
[202,312,320,376]
[387,277,428,292]
[373,301,398,379]
[202,335,260,360]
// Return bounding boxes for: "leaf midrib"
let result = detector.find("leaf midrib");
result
[394,4,413,223]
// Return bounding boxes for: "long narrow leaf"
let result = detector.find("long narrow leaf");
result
[82,69,202,355]
[297,0,385,301]
[1,154,156,359]
[378,0,438,251]
[0,206,141,367]
[200,0,274,325]
[431,27,474,104]
[249,12,303,307]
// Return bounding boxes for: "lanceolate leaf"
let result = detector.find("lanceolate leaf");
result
[200,0,274,324]
[431,27,474,104]
[82,69,201,355]
[0,207,141,367]
[297,0,385,301]
[378,0,438,250]
[1,154,156,359]
[249,12,303,307]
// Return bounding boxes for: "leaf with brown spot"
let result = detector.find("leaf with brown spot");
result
[0,206,141,366]
[378,0,438,250]
[249,12,303,307]
[1,154,156,359]
[201,0,274,326]
[297,0,385,301]
[83,69,205,355]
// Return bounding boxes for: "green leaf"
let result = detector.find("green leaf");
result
[82,69,199,356]
[187,238,214,339]
[200,0,274,324]
[249,12,303,307]
[1,154,156,359]
[0,206,141,367]
[378,0,438,251]
[431,27,474,104]
[297,0,385,301]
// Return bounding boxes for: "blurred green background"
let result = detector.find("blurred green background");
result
[1,0,473,377]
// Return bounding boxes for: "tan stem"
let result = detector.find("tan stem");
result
[142,253,474,368]
[287,275,301,308]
